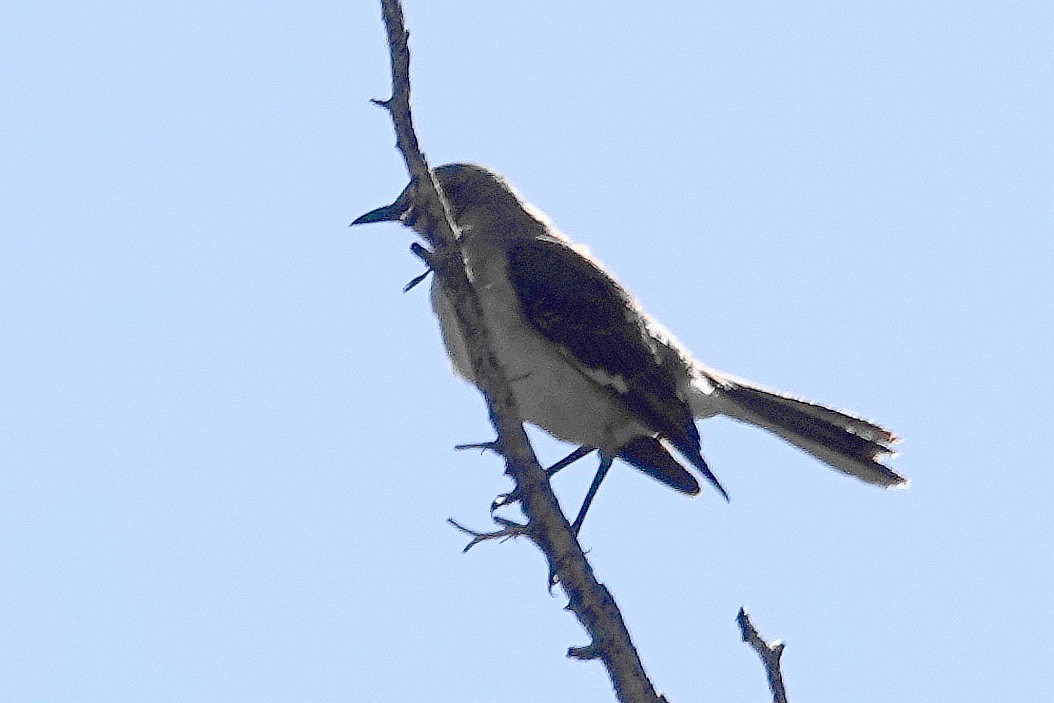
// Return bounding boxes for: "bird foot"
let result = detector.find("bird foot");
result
[491,489,522,513]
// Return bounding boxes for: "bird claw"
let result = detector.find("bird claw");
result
[491,488,522,513]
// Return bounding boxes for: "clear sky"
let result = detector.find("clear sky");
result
[2,2,1051,701]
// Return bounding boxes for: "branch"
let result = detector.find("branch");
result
[737,608,789,703]
[370,2,666,701]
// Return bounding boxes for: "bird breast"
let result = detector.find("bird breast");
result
[428,253,650,453]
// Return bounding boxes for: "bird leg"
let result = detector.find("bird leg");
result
[569,453,614,535]
[546,445,598,479]
[490,445,596,512]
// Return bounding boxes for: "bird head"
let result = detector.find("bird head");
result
[351,163,536,232]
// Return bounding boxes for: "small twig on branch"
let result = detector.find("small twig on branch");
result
[737,608,789,703]
[447,517,529,552]
[568,644,603,661]
[369,2,667,702]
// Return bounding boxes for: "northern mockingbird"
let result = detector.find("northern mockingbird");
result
[354,164,904,531]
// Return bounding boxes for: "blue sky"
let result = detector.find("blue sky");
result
[2,2,1051,701]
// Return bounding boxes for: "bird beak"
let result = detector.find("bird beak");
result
[350,201,404,226]
[351,182,413,226]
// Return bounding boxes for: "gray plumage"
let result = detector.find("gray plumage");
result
[354,163,905,502]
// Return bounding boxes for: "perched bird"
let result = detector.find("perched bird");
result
[353,164,904,531]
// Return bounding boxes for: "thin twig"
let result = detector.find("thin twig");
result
[737,608,789,703]
[370,3,667,702]
[447,517,529,552]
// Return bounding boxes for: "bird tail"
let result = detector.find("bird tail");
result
[695,373,906,488]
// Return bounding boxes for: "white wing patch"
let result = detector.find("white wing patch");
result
[577,364,630,394]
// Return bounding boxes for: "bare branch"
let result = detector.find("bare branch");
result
[369,2,667,701]
[737,608,789,703]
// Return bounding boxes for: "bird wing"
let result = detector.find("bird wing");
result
[505,235,701,458]
[618,436,701,495]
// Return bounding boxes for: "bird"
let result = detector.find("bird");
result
[353,163,905,532]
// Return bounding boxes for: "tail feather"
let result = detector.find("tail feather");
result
[707,375,906,488]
